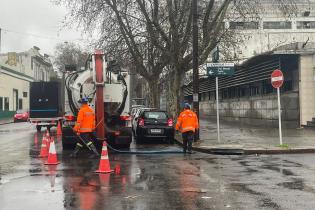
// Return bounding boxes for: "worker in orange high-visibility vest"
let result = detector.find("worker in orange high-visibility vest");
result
[71,97,100,157]
[175,103,199,154]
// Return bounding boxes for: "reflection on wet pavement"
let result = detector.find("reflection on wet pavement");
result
[2,123,315,209]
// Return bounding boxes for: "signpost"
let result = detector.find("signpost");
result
[207,62,235,143]
[271,69,284,145]
[207,63,235,76]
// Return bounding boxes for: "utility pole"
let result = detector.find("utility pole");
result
[192,0,199,140]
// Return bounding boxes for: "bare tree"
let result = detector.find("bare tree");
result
[55,0,297,115]
[54,42,88,72]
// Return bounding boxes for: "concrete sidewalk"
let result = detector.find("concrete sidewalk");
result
[175,118,315,155]
[0,118,13,125]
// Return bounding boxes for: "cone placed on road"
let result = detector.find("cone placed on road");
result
[45,138,60,165]
[46,132,51,152]
[39,135,49,158]
[95,141,113,173]
[57,121,62,136]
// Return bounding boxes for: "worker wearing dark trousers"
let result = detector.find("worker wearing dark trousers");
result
[182,131,195,153]
[176,103,199,154]
[71,97,100,157]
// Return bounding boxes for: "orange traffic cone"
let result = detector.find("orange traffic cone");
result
[39,135,48,158]
[57,121,62,136]
[46,132,51,152]
[45,138,60,165]
[95,142,114,173]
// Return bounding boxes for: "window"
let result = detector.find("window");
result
[263,21,292,29]
[4,97,9,110]
[240,85,248,97]
[222,89,229,100]
[210,91,216,101]
[19,99,23,110]
[0,97,3,110]
[229,22,259,30]
[297,21,315,29]
[250,86,260,96]
[144,111,167,119]
[282,80,293,92]
[23,92,28,97]
[262,80,274,94]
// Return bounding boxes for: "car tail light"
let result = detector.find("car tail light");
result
[167,119,173,127]
[65,115,75,121]
[114,131,121,136]
[120,115,131,121]
[138,118,145,127]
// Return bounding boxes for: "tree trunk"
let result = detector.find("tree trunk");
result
[148,79,160,109]
[167,68,184,118]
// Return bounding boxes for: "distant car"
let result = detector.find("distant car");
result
[134,110,174,144]
[13,110,29,122]
[130,105,145,117]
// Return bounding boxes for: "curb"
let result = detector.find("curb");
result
[0,121,13,125]
[174,137,244,155]
[174,137,315,155]
[244,148,315,155]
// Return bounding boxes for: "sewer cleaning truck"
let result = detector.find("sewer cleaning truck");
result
[61,52,132,149]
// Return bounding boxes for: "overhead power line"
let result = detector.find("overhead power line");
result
[1,27,84,42]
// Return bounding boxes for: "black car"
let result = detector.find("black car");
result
[134,110,174,144]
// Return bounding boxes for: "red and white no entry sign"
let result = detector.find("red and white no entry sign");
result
[271,69,284,88]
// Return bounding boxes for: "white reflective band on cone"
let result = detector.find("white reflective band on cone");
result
[102,146,108,151]
[49,142,56,154]
[101,155,109,160]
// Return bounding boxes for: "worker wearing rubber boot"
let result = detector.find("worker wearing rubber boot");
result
[71,97,100,157]
[175,103,199,154]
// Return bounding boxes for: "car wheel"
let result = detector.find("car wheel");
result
[167,137,174,144]
[136,135,144,144]
[36,125,42,132]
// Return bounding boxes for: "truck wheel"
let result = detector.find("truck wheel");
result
[36,125,42,132]
[62,136,75,150]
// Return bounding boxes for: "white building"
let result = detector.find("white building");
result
[227,0,315,60]
[0,46,55,82]
[0,63,33,117]
[0,47,56,119]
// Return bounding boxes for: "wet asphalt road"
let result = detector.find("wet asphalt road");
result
[1,123,315,209]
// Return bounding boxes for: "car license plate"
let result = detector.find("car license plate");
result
[64,121,75,126]
[150,129,162,134]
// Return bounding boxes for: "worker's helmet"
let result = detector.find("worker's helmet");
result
[78,97,89,104]
[184,103,191,109]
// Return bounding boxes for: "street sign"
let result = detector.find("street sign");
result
[271,69,284,145]
[271,69,284,88]
[207,63,235,76]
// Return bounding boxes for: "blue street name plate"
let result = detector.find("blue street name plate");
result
[207,63,235,76]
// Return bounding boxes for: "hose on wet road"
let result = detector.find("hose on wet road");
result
[97,138,184,154]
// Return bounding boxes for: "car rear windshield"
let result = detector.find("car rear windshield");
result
[16,110,25,114]
[144,111,167,119]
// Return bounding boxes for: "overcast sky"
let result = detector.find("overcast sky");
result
[0,0,87,55]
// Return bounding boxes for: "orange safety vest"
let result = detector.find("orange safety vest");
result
[175,109,199,133]
[73,104,96,133]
